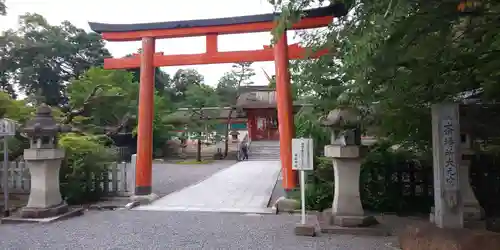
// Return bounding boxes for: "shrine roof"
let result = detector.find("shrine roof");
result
[88,4,346,33]
[239,85,274,93]
[168,107,247,121]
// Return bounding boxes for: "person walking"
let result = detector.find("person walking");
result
[241,142,249,160]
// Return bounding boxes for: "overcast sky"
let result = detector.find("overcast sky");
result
[0,0,306,86]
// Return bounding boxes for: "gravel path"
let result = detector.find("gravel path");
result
[152,160,236,197]
[0,210,396,249]
[0,161,397,249]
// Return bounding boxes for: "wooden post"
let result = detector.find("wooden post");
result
[274,32,296,190]
[135,37,155,196]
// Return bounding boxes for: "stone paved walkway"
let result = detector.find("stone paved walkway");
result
[151,160,236,197]
[135,161,281,213]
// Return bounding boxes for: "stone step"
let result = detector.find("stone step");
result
[249,155,279,157]
[248,158,280,161]
[250,152,280,155]
[249,156,280,159]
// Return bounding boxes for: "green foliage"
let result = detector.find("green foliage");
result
[360,141,433,213]
[294,107,330,155]
[297,143,433,213]
[184,84,219,110]
[151,93,176,156]
[68,67,176,156]
[0,91,34,123]
[0,0,6,16]
[290,157,334,211]
[181,84,221,161]
[58,133,117,204]
[0,92,34,158]
[0,14,110,105]
[216,62,255,105]
[274,0,500,151]
[66,68,138,131]
[272,0,498,214]
[170,69,205,103]
[215,62,255,157]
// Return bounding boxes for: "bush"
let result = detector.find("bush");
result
[58,133,117,205]
[290,157,334,211]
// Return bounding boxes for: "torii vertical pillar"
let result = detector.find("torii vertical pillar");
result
[134,37,157,200]
[274,31,297,190]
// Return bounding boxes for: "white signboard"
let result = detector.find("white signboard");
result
[292,138,314,171]
[0,119,16,137]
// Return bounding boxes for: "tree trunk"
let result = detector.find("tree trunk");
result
[196,136,202,162]
[223,109,234,158]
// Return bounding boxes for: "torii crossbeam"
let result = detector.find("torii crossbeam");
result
[89,3,347,197]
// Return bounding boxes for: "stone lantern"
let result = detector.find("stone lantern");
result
[322,108,377,227]
[459,134,482,220]
[19,104,72,219]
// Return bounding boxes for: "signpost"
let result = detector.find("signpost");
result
[0,118,16,217]
[292,138,314,225]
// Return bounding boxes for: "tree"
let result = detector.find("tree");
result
[0,14,110,105]
[65,68,139,133]
[66,67,176,155]
[128,68,172,96]
[272,0,500,151]
[216,62,255,157]
[0,0,6,15]
[182,84,220,162]
[125,50,173,97]
[171,69,205,103]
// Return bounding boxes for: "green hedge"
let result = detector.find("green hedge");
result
[293,141,433,214]
[58,133,117,205]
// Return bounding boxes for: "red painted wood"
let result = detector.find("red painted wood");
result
[247,110,257,141]
[135,37,155,194]
[274,32,296,189]
[103,44,329,69]
[247,109,279,141]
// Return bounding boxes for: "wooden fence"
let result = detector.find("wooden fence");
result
[360,158,434,214]
[0,160,135,197]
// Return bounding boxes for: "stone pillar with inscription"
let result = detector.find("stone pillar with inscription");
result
[431,103,464,228]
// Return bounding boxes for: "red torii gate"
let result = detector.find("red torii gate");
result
[89,4,347,196]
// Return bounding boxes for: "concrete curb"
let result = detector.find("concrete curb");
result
[385,243,401,250]
[126,193,159,210]
[125,201,141,210]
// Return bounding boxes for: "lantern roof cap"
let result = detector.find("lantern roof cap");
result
[23,104,60,136]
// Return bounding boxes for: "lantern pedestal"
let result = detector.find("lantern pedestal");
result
[324,145,376,227]
[460,151,482,221]
[20,148,67,218]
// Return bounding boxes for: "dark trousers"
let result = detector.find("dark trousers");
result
[242,148,248,160]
